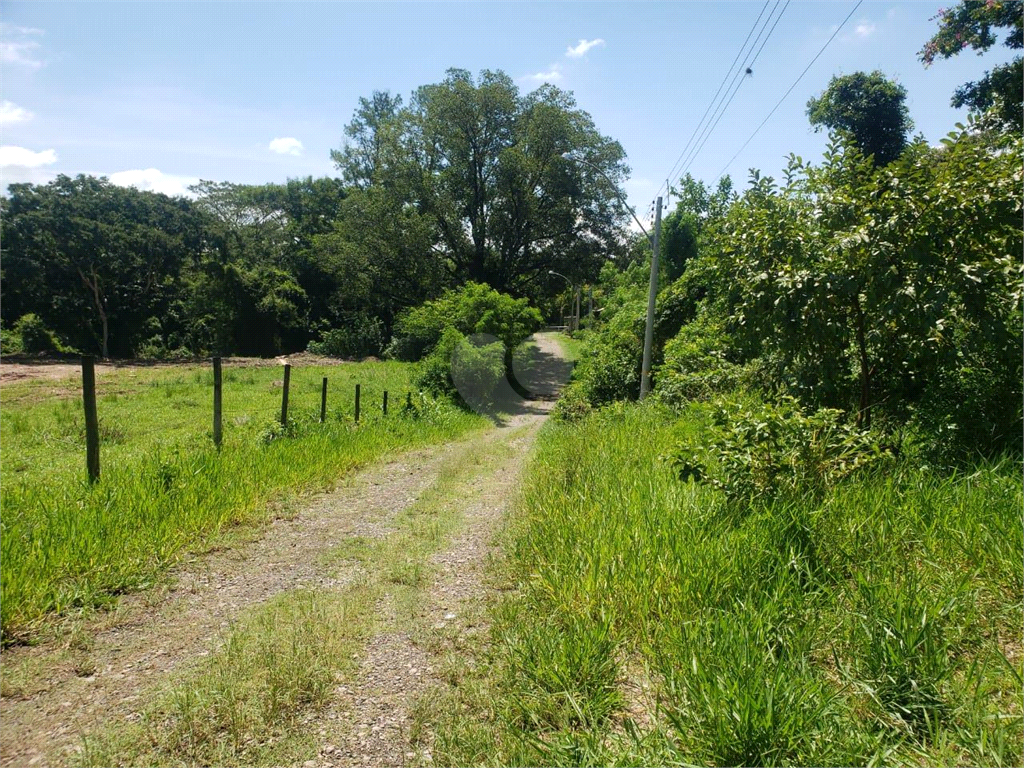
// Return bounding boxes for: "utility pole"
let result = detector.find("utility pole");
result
[639,196,662,400]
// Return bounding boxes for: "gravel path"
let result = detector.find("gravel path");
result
[0,333,568,768]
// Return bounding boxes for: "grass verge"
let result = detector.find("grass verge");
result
[420,402,1022,766]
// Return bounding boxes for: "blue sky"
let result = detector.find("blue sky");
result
[1,1,1016,223]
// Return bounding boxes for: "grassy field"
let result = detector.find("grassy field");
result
[423,402,1022,767]
[0,360,485,643]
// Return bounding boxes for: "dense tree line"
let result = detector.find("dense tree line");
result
[1,69,628,359]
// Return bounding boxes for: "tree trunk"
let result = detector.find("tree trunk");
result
[100,310,109,359]
[79,267,109,358]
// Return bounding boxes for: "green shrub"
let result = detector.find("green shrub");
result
[910,325,1023,464]
[0,321,23,355]
[387,282,542,362]
[568,328,642,406]
[10,314,67,354]
[308,313,386,359]
[414,328,505,408]
[450,334,506,407]
[657,315,744,406]
[673,395,890,502]
[552,382,593,423]
[415,327,464,397]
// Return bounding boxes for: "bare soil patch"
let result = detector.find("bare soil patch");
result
[0,353,354,387]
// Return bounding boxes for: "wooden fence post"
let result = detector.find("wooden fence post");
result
[320,377,328,424]
[81,356,100,483]
[355,383,361,423]
[281,364,291,427]
[383,390,388,416]
[213,357,223,449]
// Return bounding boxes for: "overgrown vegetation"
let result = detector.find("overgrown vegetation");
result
[559,119,1022,464]
[423,405,1022,766]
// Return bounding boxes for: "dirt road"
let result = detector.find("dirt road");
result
[0,333,570,767]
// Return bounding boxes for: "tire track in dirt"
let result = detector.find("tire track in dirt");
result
[319,419,548,768]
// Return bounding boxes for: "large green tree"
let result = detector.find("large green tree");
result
[920,0,1023,133]
[806,71,913,166]
[1,175,207,357]
[333,69,630,296]
[660,174,735,282]
[185,177,347,355]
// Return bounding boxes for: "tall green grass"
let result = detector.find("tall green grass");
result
[0,361,484,642]
[428,402,1022,766]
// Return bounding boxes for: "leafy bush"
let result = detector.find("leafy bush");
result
[415,327,464,397]
[308,313,386,359]
[388,282,542,362]
[0,321,23,355]
[552,382,593,423]
[414,328,505,408]
[9,314,66,354]
[715,128,1022,437]
[657,315,744,406]
[450,334,506,407]
[673,395,890,502]
[571,329,643,406]
[910,322,1023,464]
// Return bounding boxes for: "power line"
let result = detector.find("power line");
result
[713,0,864,184]
[675,0,790,181]
[655,0,772,201]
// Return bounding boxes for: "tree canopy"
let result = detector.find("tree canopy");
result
[806,71,913,166]
[920,0,1023,133]
[331,69,630,297]
[2,176,208,358]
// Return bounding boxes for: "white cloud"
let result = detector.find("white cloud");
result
[1,166,54,189]
[525,66,562,83]
[0,24,44,69]
[566,38,605,58]
[0,101,33,125]
[854,21,876,38]
[0,41,42,68]
[107,168,201,197]
[0,145,56,190]
[0,145,56,167]
[268,137,303,155]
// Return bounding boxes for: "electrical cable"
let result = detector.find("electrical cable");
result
[654,0,772,201]
[676,0,790,180]
[713,0,864,184]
